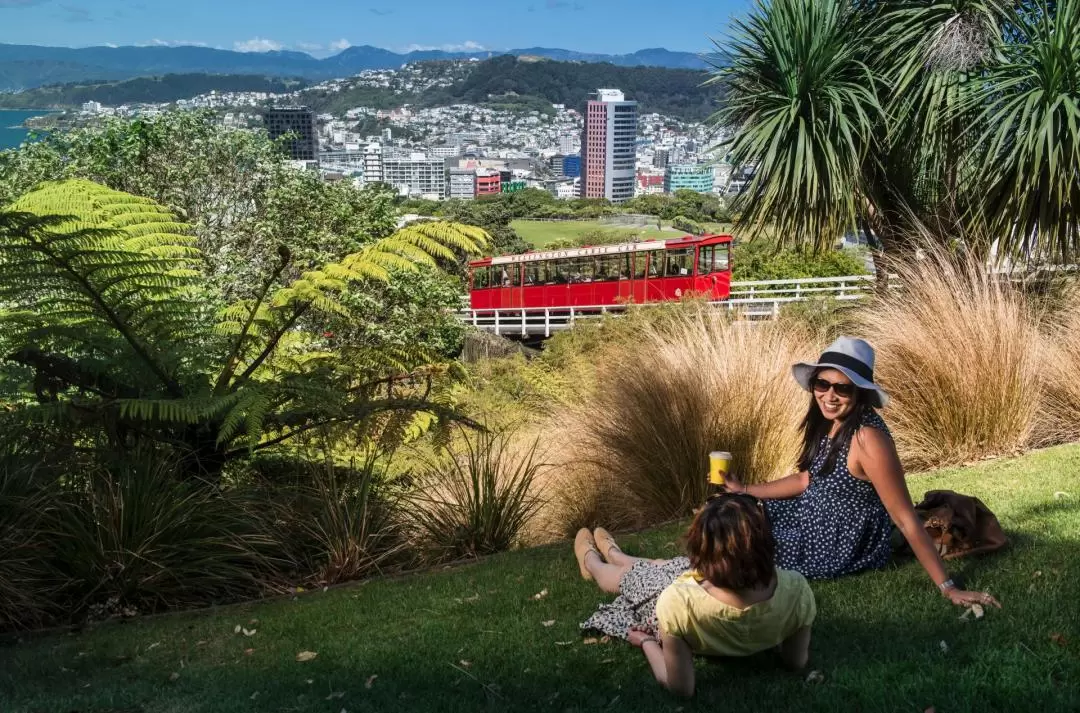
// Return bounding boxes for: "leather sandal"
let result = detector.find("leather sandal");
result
[574,528,600,581]
[593,527,621,560]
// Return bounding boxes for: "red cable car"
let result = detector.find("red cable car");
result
[467,233,733,310]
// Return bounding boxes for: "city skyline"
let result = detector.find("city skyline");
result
[0,0,749,56]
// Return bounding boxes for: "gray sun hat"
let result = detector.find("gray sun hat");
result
[792,336,889,409]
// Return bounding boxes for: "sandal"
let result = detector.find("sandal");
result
[574,528,601,581]
[593,527,621,560]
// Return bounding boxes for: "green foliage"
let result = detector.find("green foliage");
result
[408,427,545,561]
[732,239,869,281]
[969,0,1080,262]
[714,0,1080,261]
[623,190,732,223]
[0,74,309,110]
[424,56,722,121]
[0,110,401,299]
[52,456,279,618]
[712,0,880,249]
[672,215,704,234]
[0,179,486,480]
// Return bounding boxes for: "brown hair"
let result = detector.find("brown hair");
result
[686,493,776,590]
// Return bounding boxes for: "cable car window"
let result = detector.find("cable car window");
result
[666,248,694,276]
[595,255,622,282]
[506,265,521,287]
[525,262,541,285]
[697,245,714,275]
[473,267,489,289]
[647,250,664,278]
[716,245,731,271]
[632,251,648,279]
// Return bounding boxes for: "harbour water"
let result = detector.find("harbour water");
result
[0,110,50,150]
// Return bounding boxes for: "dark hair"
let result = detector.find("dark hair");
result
[686,493,775,590]
[798,370,876,473]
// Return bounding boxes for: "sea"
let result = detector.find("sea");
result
[0,110,50,150]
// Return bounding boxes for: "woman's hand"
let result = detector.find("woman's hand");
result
[711,471,745,494]
[944,587,1002,609]
[628,626,658,648]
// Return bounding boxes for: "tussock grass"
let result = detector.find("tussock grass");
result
[407,427,546,561]
[1035,286,1080,446]
[547,306,814,525]
[860,247,1043,470]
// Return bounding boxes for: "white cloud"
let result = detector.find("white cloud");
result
[139,39,209,48]
[402,40,486,53]
[233,37,283,53]
[328,38,351,51]
[295,41,323,52]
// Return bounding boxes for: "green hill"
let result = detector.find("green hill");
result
[0,73,309,110]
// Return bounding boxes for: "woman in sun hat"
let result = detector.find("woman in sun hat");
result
[721,336,1001,610]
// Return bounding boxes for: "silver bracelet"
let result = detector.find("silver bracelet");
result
[938,578,956,592]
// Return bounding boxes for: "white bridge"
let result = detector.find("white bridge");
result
[455,274,877,338]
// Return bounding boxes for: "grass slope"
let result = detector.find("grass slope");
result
[2,446,1078,713]
[511,220,674,249]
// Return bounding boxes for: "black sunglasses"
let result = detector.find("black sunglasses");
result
[811,377,856,397]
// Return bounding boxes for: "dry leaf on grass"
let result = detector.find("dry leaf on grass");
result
[805,670,825,684]
[244,648,254,656]
[365,674,378,689]
[541,620,555,627]
[1050,633,1068,647]
[924,707,936,713]
[295,651,318,662]
[583,637,598,645]
[599,635,611,644]
[168,672,180,682]
[326,691,345,700]
[459,660,472,668]
[959,604,985,621]
[233,624,242,634]
[146,642,161,651]
[939,640,949,654]
[249,692,259,701]
[555,641,574,646]
[532,589,549,600]
[242,628,257,636]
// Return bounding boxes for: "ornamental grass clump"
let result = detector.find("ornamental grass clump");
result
[1034,287,1080,447]
[408,427,546,562]
[554,306,812,525]
[859,246,1042,471]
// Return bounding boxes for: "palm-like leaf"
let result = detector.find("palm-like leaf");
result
[968,0,1080,261]
[0,180,204,397]
[710,0,882,248]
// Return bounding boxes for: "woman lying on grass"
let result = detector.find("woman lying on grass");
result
[575,493,815,697]
[722,336,1001,610]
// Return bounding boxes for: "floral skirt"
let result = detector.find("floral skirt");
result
[579,557,690,640]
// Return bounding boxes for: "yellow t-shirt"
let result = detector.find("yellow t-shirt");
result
[655,568,816,657]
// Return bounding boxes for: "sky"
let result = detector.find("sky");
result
[0,0,751,56]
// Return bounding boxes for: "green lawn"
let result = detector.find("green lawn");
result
[2,446,1078,712]
[511,220,675,248]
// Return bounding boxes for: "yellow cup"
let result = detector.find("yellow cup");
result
[709,451,732,485]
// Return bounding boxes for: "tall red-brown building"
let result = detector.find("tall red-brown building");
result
[580,89,638,203]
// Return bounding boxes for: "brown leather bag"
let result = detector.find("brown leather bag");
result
[912,490,1008,559]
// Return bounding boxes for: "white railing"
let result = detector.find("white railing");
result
[454,274,882,337]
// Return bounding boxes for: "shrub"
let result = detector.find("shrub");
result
[52,457,279,619]
[552,306,814,524]
[262,455,409,586]
[0,461,62,631]
[672,215,704,234]
[1034,286,1080,446]
[408,428,545,561]
[858,246,1042,470]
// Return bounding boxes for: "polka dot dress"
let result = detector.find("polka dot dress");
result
[765,409,893,579]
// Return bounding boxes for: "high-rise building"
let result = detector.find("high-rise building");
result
[382,156,448,199]
[476,168,502,197]
[265,107,318,161]
[362,143,383,184]
[653,148,670,169]
[580,89,638,203]
[562,154,581,179]
[664,164,715,194]
[558,132,578,155]
[448,167,476,200]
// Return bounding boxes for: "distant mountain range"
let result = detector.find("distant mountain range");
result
[0,43,720,92]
